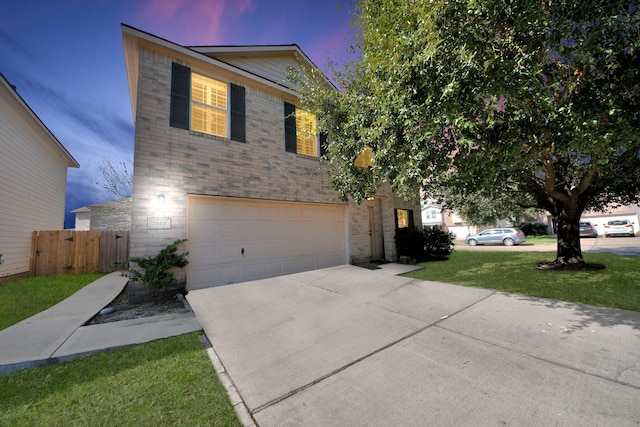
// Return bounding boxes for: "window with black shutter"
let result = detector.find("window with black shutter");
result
[170,63,190,130]
[230,83,246,142]
[170,62,246,142]
[284,102,297,153]
[284,101,320,157]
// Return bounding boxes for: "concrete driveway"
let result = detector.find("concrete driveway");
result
[186,264,640,426]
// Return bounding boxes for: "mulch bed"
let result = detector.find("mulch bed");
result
[84,284,189,325]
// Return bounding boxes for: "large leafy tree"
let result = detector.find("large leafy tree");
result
[302,0,640,266]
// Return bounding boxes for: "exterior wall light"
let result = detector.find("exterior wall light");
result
[157,194,165,205]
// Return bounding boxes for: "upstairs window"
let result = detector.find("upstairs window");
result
[354,146,373,168]
[170,62,245,142]
[191,73,228,138]
[295,109,317,157]
[284,102,327,157]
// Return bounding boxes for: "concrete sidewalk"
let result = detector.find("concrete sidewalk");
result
[0,272,201,375]
[187,264,640,427]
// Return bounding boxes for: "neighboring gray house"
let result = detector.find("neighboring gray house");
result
[70,198,132,231]
[0,72,79,282]
[121,25,421,289]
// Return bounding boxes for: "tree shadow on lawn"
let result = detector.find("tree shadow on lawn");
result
[514,294,640,333]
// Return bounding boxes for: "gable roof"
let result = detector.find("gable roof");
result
[71,197,132,213]
[0,72,79,168]
[121,24,332,121]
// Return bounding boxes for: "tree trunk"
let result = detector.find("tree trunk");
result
[554,209,584,265]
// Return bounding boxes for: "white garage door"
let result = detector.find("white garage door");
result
[187,196,347,289]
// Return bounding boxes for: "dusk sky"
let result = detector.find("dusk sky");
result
[1,0,358,227]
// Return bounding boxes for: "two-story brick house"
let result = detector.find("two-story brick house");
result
[122,25,420,289]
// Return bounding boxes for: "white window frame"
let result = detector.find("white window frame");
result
[190,72,229,138]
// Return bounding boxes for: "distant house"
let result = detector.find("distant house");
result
[421,199,475,239]
[580,205,640,236]
[70,198,132,231]
[121,24,421,289]
[0,72,79,282]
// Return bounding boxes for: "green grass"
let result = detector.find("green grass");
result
[524,235,558,244]
[404,251,640,312]
[0,332,241,426]
[0,274,104,330]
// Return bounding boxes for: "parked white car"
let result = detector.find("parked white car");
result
[603,219,635,237]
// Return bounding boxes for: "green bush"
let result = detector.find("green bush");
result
[520,222,549,236]
[395,227,455,262]
[423,227,455,259]
[130,239,189,299]
[395,227,425,262]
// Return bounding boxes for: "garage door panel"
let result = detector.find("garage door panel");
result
[265,241,284,255]
[283,240,300,257]
[188,221,218,240]
[264,260,285,276]
[187,196,346,289]
[300,240,316,254]
[265,223,283,239]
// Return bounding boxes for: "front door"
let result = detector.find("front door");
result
[368,205,384,261]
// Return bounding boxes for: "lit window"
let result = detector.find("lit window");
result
[295,109,317,156]
[396,209,414,229]
[354,146,373,168]
[191,73,228,137]
[284,102,323,157]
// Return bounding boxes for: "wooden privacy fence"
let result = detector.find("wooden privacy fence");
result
[30,230,130,277]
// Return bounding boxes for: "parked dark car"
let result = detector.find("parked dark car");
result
[579,221,598,238]
[464,228,526,246]
[603,219,635,237]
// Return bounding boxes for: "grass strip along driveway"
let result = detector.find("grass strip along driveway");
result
[0,332,241,426]
[404,251,640,313]
[0,274,242,426]
[0,274,104,331]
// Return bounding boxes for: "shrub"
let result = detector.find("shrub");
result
[423,227,455,259]
[130,239,189,300]
[520,222,548,236]
[395,227,425,262]
[395,227,455,263]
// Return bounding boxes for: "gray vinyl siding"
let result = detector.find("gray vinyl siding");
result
[219,56,303,88]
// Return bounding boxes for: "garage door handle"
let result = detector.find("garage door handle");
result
[241,248,244,255]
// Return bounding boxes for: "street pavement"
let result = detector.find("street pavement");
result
[187,264,640,427]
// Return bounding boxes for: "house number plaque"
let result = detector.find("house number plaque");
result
[147,217,171,230]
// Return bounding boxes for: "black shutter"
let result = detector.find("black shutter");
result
[170,63,190,130]
[230,83,246,142]
[284,102,297,153]
[319,132,328,158]
[394,209,399,229]
[409,210,415,228]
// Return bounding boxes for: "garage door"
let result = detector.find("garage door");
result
[187,196,347,289]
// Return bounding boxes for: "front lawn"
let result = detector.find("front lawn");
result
[524,235,558,244]
[404,251,640,312]
[0,274,104,331]
[0,332,241,426]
